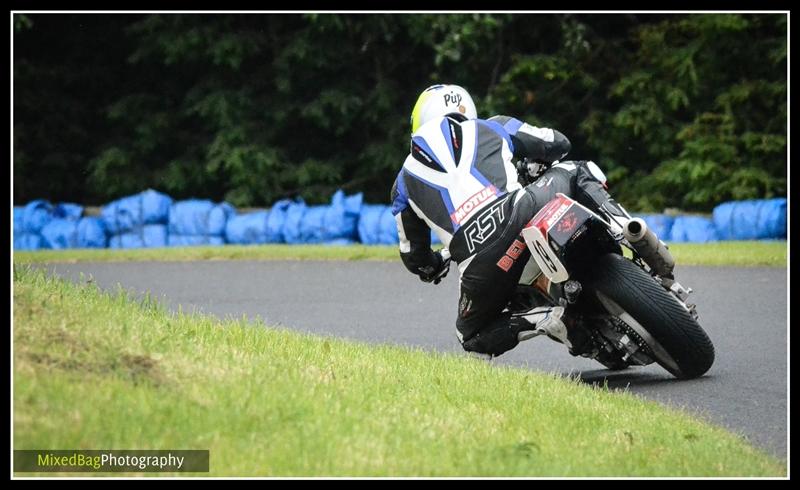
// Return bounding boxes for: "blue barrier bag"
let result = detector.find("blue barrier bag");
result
[299,206,328,244]
[266,199,292,243]
[102,196,138,235]
[169,200,235,236]
[225,211,270,245]
[77,217,108,248]
[635,214,675,240]
[22,200,54,233]
[357,204,384,245]
[109,224,168,248]
[379,206,399,245]
[141,189,173,224]
[40,218,79,249]
[282,199,307,244]
[102,189,172,235]
[713,198,787,240]
[669,216,718,243]
[14,233,45,250]
[14,206,24,233]
[54,202,84,221]
[322,190,363,241]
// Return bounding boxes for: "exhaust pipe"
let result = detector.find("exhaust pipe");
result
[623,218,675,278]
[623,218,648,242]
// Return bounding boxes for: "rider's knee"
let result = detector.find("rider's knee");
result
[461,329,518,358]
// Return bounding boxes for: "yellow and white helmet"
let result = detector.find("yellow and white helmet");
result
[410,84,478,134]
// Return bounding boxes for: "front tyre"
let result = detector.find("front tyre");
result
[588,253,715,379]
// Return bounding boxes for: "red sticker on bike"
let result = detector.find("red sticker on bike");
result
[531,194,576,237]
[556,211,578,234]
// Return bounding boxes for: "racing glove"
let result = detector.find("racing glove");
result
[418,250,451,285]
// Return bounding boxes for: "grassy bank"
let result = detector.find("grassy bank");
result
[13,266,784,477]
[13,240,787,267]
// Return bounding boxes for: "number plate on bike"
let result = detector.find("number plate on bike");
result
[521,193,592,283]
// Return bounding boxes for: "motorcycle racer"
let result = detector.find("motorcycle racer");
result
[391,83,642,358]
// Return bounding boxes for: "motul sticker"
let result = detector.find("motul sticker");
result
[450,185,498,224]
[545,201,573,229]
[531,194,575,237]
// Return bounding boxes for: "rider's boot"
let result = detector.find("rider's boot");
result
[510,306,592,355]
[510,306,567,342]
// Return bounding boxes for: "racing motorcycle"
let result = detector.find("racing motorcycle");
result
[442,160,715,379]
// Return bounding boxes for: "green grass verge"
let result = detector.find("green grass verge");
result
[13,244,400,263]
[13,240,787,267]
[13,266,784,477]
[664,241,787,267]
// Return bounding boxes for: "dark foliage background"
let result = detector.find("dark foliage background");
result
[13,13,787,211]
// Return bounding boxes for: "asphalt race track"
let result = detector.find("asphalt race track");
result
[37,260,787,459]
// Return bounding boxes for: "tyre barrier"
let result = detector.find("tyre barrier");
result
[12,194,787,250]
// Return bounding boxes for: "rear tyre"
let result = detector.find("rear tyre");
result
[588,253,715,379]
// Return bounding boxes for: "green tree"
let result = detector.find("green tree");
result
[13,13,786,212]
[601,14,787,211]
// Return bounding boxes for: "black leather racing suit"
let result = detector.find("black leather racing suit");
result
[390,114,624,356]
